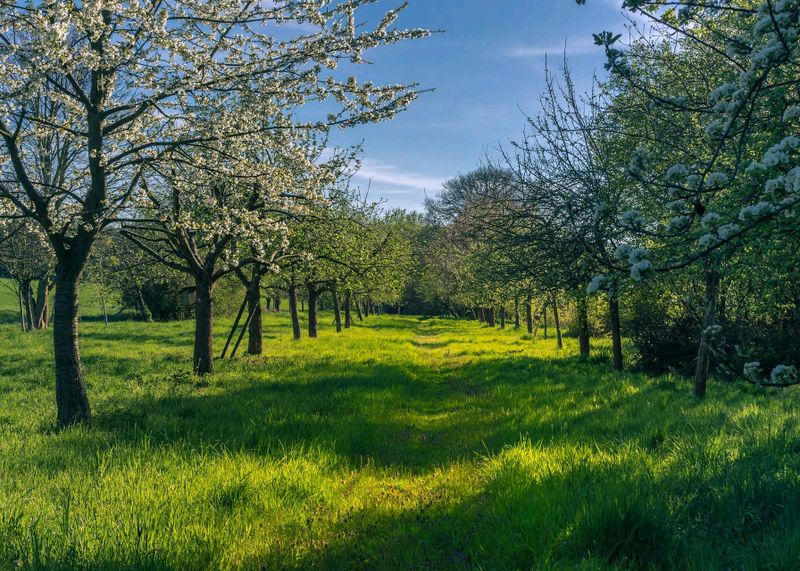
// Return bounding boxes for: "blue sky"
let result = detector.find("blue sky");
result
[330,0,636,210]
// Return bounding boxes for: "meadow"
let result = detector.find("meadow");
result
[1,285,800,570]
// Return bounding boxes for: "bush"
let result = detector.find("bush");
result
[627,285,700,376]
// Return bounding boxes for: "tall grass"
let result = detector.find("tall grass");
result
[1,306,799,569]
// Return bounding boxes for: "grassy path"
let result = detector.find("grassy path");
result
[1,314,800,569]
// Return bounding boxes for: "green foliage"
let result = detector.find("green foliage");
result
[1,301,800,568]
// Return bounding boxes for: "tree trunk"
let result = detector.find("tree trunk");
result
[53,273,92,426]
[543,305,548,339]
[136,286,152,322]
[499,305,506,329]
[193,276,214,374]
[514,298,521,330]
[274,295,281,312]
[246,273,263,355]
[36,278,51,329]
[356,299,363,321]
[525,297,533,335]
[18,284,26,332]
[344,291,352,329]
[332,285,342,333]
[694,269,720,398]
[99,291,108,327]
[577,295,590,358]
[486,308,496,327]
[265,296,272,312]
[22,281,35,331]
[288,279,301,341]
[609,294,623,372]
[308,286,318,338]
[551,296,563,349]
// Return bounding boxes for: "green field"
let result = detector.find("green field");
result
[1,293,800,569]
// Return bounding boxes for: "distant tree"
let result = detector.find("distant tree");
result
[0,221,54,331]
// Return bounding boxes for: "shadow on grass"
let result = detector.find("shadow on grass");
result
[70,349,709,476]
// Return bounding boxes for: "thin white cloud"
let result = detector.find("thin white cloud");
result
[506,37,600,59]
[355,159,446,192]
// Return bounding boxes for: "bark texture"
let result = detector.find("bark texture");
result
[53,274,92,426]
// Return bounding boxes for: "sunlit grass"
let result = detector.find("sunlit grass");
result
[1,306,800,569]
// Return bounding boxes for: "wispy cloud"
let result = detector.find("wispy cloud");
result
[505,37,600,59]
[353,159,446,196]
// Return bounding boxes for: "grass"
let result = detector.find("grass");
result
[2,289,800,569]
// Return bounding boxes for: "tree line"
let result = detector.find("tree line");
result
[415,0,800,397]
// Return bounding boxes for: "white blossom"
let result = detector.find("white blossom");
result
[620,209,646,229]
[770,364,798,385]
[743,362,761,381]
[630,260,653,281]
[739,201,775,221]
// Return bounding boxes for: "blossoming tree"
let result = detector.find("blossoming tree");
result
[0,0,429,425]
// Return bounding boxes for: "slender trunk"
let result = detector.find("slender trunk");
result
[397,302,401,315]
[694,269,720,398]
[577,295,590,358]
[486,308,496,327]
[18,285,26,332]
[478,307,485,323]
[308,286,319,338]
[301,298,305,313]
[332,285,342,333]
[136,287,152,322]
[193,276,214,375]
[525,297,533,335]
[35,278,51,329]
[288,279,301,341]
[274,296,281,312]
[543,306,548,339]
[344,291,352,329]
[499,305,506,329]
[609,294,623,372]
[265,296,271,312]
[514,298,521,330]
[356,299,363,321]
[551,296,563,349]
[246,273,263,355]
[53,273,92,426]
[100,292,108,327]
[22,281,35,331]
[25,282,40,329]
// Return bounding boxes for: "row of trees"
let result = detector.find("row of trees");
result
[416,0,800,396]
[0,1,430,426]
